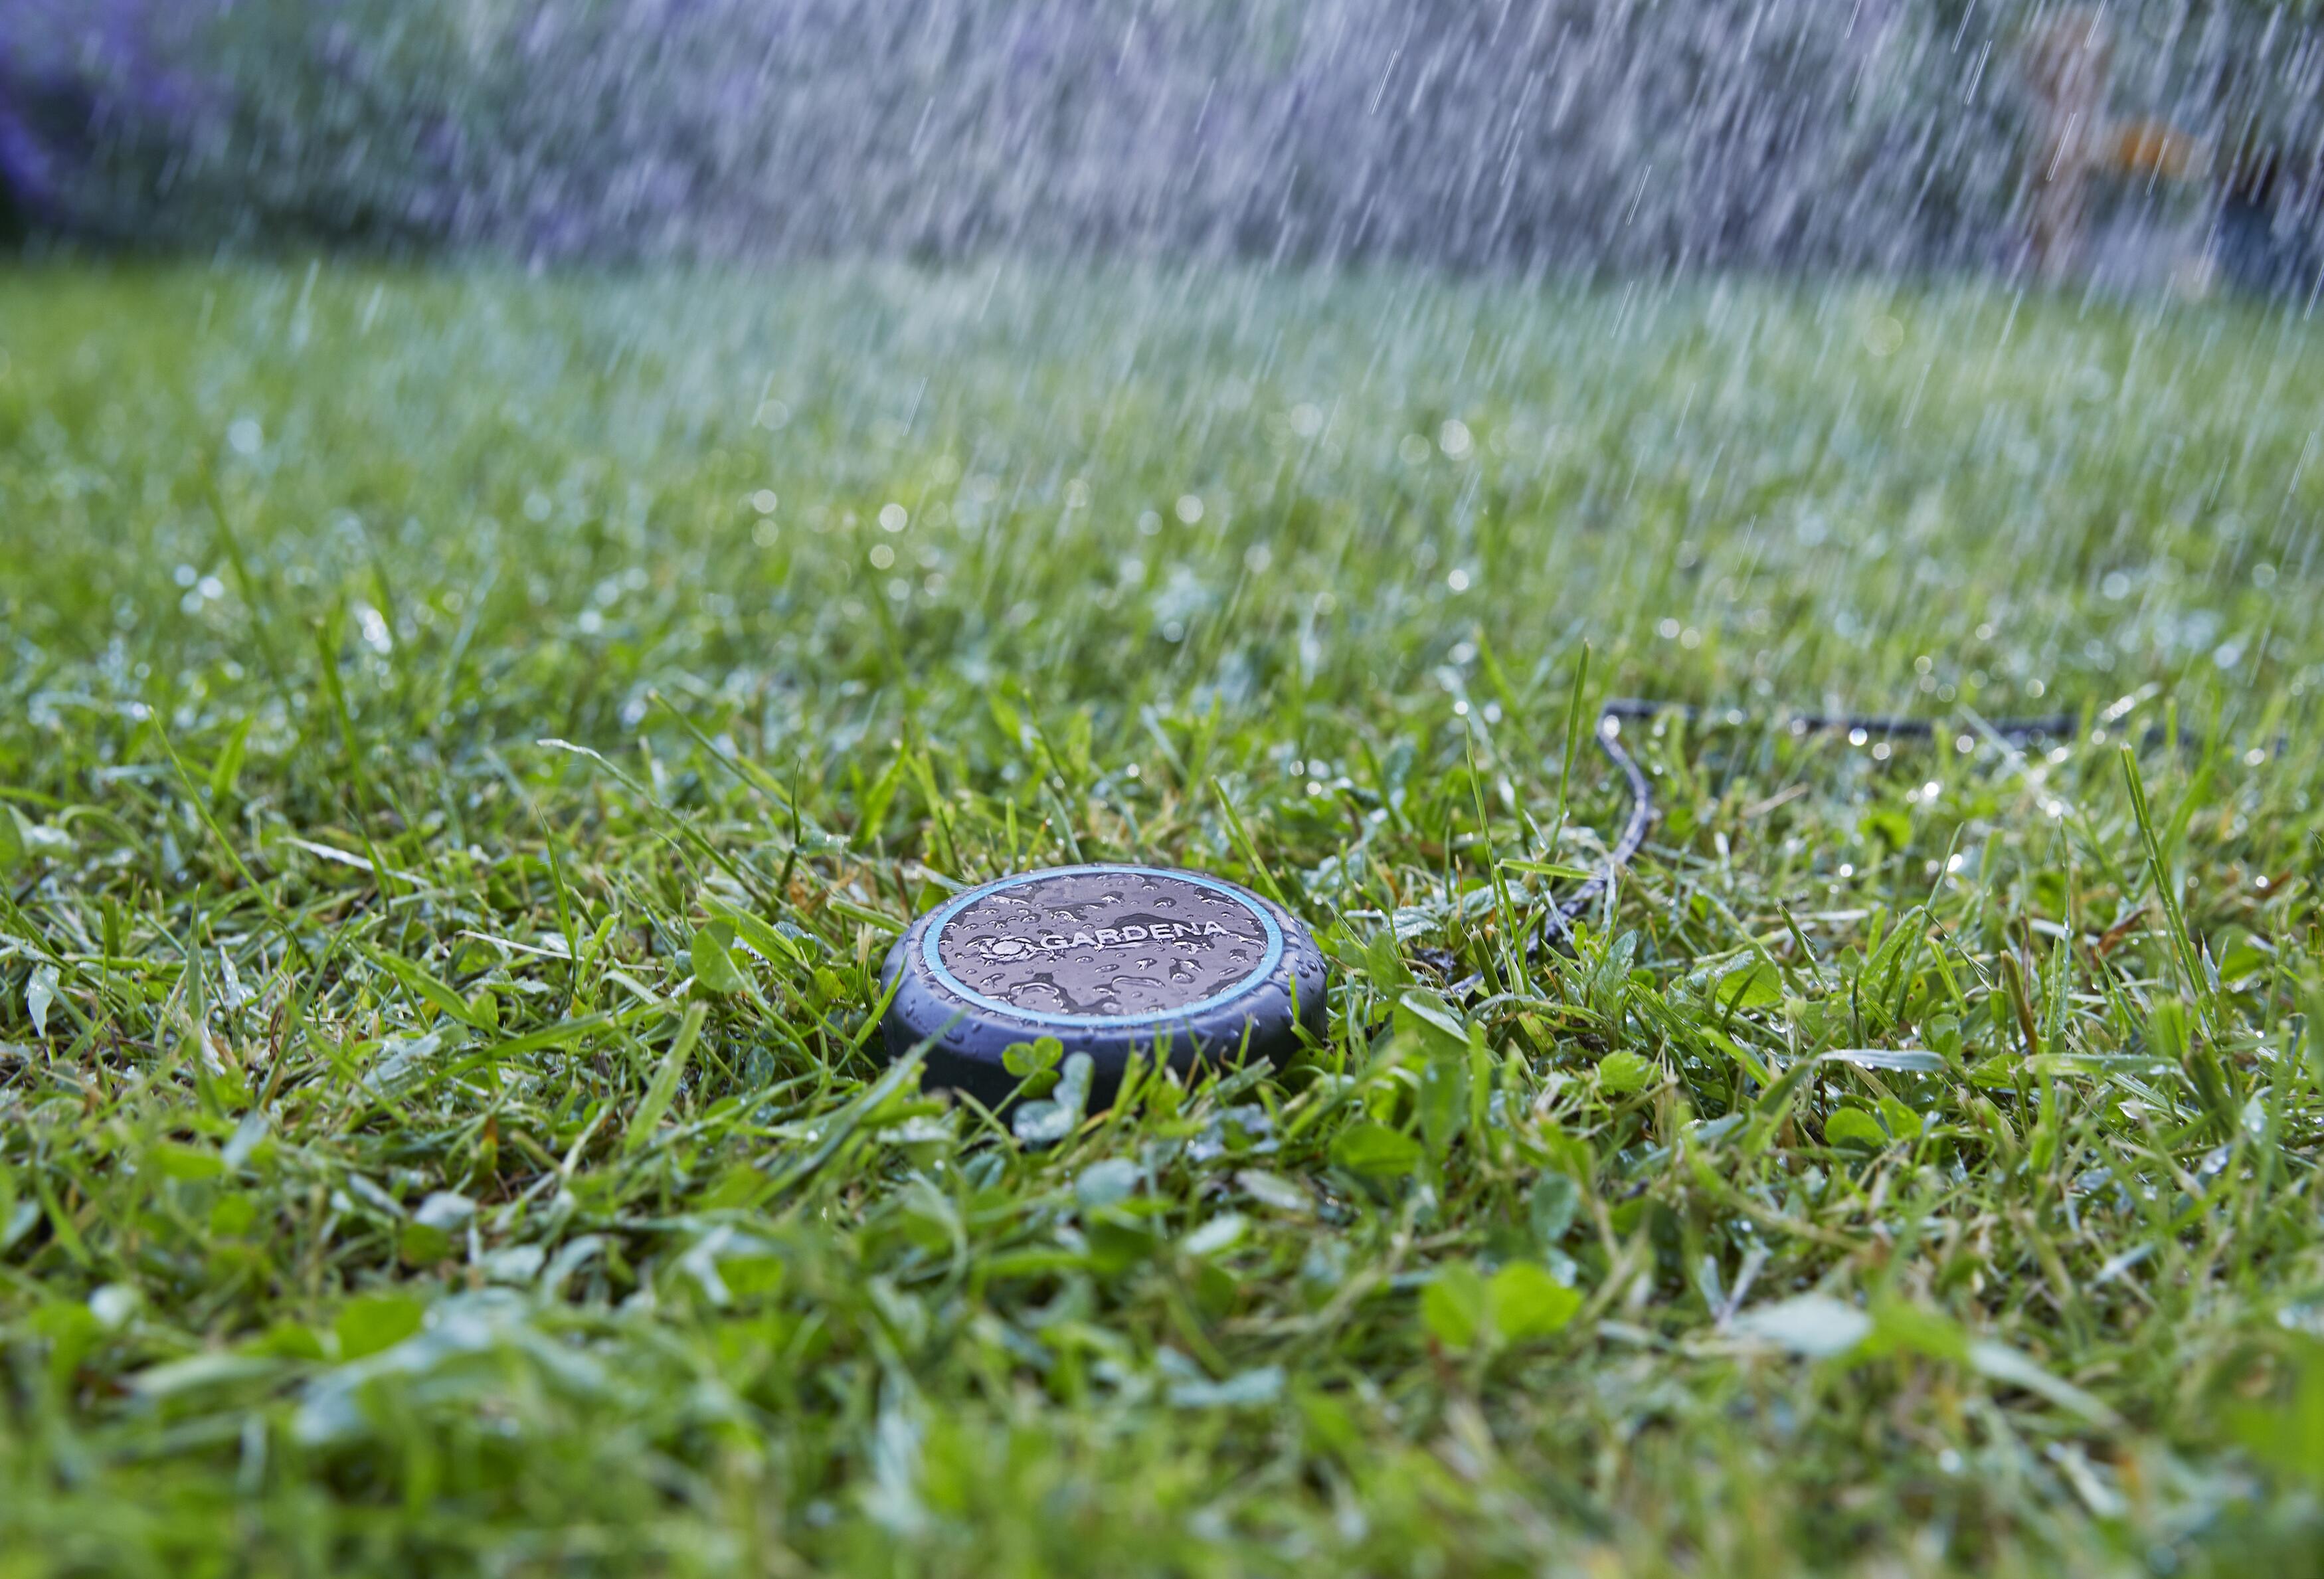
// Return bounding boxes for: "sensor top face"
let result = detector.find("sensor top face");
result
[878,864,1328,1109]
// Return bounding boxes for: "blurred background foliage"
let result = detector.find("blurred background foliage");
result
[1,0,2317,272]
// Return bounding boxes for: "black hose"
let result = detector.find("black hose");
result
[1419,698,2082,997]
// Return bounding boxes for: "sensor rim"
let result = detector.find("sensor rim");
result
[877,862,1329,1109]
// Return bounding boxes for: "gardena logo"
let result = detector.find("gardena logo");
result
[968,916,1235,964]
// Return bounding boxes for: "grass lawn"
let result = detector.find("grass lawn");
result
[2,261,2322,1576]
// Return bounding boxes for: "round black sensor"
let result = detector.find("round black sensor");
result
[878,864,1328,1109]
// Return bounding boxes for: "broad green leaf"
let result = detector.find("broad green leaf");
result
[1012,1052,1093,1146]
[1394,990,1472,1059]
[399,1224,452,1265]
[1825,1106,1888,1149]
[1235,1169,1310,1214]
[1075,1159,1141,1210]
[253,1321,328,1362]
[1488,1261,1582,1342]
[1182,1213,1248,1257]
[1529,1173,1579,1248]
[1876,1095,1923,1140]
[26,965,58,1039]
[209,1195,257,1236]
[1296,1387,1361,1457]
[153,1143,223,1181]
[1597,1050,1656,1095]
[33,1303,102,1389]
[335,1294,424,1361]
[691,924,746,995]
[1712,959,1783,1011]
[1084,1211,1160,1275]
[1858,807,1911,850]
[1417,1051,1468,1157]
[1421,1261,1490,1350]
[1002,1036,1064,1097]
[1328,1121,1425,1178]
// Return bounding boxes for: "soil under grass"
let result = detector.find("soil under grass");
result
[2,262,2322,1576]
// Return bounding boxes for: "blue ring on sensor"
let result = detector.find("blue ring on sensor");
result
[919,864,1285,1028]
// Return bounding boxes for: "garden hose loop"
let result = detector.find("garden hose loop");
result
[1418,699,2083,1000]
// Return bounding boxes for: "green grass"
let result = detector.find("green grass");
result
[3,260,2323,1576]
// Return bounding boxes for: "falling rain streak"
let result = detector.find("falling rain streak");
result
[0,1,2317,290]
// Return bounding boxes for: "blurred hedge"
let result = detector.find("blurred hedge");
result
[2,0,2317,270]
